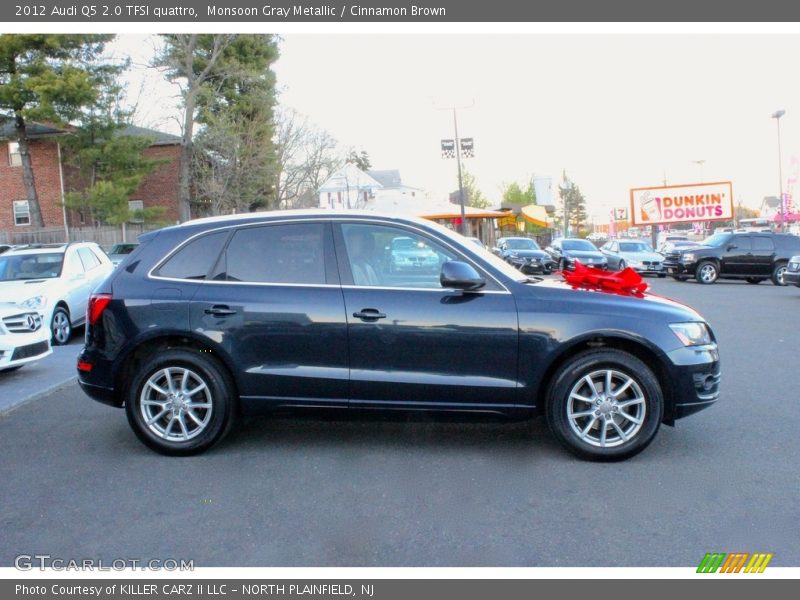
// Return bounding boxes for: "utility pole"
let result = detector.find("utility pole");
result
[772,110,786,233]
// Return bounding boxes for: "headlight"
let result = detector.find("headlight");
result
[681,253,696,262]
[669,322,712,347]
[20,295,47,310]
[628,259,642,267]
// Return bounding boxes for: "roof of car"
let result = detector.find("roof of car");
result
[2,242,98,256]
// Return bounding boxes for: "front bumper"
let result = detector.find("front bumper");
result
[0,328,52,371]
[663,261,696,276]
[666,344,720,421]
[783,270,800,287]
[509,257,554,273]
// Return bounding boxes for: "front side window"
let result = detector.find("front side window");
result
[216,223,326,285]
[8,142,21,167]
[13,200,30,226]
[155,230,229,280]
[341,223,458,289]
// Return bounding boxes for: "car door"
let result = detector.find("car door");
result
[604,241,619,268]
[750,236,776,275]
[65,248,94,323]
[335,221,520,410]
[189,221,350,406]
[723,235,752,274]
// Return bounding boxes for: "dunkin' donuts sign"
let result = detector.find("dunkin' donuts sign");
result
[630,182,734,225]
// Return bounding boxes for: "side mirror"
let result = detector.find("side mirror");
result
[440,261,486,291]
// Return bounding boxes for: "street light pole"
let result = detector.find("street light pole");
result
[452,108,467,234]
[436,100,473,235]
[691,159,706,183]
[772,110,786,233]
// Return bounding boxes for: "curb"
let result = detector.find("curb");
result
[0,376,78,417]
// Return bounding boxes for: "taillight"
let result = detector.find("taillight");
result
[88,293,112,326]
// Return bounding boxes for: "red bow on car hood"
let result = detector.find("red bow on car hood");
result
[561,261,649,296]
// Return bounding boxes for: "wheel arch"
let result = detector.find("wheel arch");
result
[113,333,240,407]
[537,333,677,425]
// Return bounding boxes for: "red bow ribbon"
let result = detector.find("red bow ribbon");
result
[561,261,649,296]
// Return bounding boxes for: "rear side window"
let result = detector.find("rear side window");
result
[215,223,326,285]
[77,247,101,271]
[155,230,229,280]
[731,236,752,251]
[752,237,775,251]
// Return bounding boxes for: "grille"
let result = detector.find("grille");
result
[10,340,49,361]
[643,261,662,267]
[665,251,681,262]
[3,312,42,333]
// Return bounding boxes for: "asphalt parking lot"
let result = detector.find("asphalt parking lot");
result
[1,277,798,567]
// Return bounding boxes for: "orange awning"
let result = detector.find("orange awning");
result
[520,204,549,227]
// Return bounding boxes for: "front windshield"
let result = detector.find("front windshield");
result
[619,242,653,252]
[0,253,64,281]
[562,239,596,251]
[700,233,731,247]
[505,238,539,250]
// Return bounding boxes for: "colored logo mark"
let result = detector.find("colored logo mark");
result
[697,552,773,573]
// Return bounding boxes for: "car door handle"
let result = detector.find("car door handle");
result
[204,305,237,317]
[353,308,386,321]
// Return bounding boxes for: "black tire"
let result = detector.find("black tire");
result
[559,258,568,271]
[545,349,664,461]
[125,349,238,456]
[771,263,788,286]
[50,306,72,346]
[618,260,627,270]
[672,275,689,282]
[695,261,719,284]
[2,365,24,373]
[657,274,667,278]
[746,277,765,285]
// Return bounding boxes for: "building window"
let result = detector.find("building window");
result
[128,200,144,223]
[8,142,22,167]
[13,200,30,226]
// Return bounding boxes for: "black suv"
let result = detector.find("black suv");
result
[78,211,720,461]
[662,231,800,285]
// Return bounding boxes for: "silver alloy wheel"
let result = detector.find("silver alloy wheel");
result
[140,367,213,442]
[698,264,717,283]
[775,266,786,285]
[566,369,647,448]
[51,310,71,344]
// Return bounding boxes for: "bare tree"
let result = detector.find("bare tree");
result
[154,34,235,222]
[275,106,341,209]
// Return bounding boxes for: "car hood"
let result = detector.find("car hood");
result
[506,249,550,259]
[564,250,605,260]
[527,277,703,321]
[619,250,664,262]
[0,278,59,303]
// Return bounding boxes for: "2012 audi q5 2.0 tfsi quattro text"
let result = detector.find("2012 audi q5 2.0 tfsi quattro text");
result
[77,211,720,461]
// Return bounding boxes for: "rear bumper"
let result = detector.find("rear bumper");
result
[77,349,122,407]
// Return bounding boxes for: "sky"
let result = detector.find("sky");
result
[109,33,800,221]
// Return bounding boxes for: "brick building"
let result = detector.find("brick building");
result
[0,119,181,241]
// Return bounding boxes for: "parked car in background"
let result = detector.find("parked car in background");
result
[0,244,13,255]
[497,237,555,274]
[0,304,51,372]
[546,238,608,271]
[388,236,442,273]
[465,236,487,250]
[0,243,113,345]
[662,232,800,285]
[491,237,511,256]
[658,240,700,256]
[784,255,800,287]
[78,210,720,461]
[656,232,690,253]
[107,243,139,267]
[601,240,667,277]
